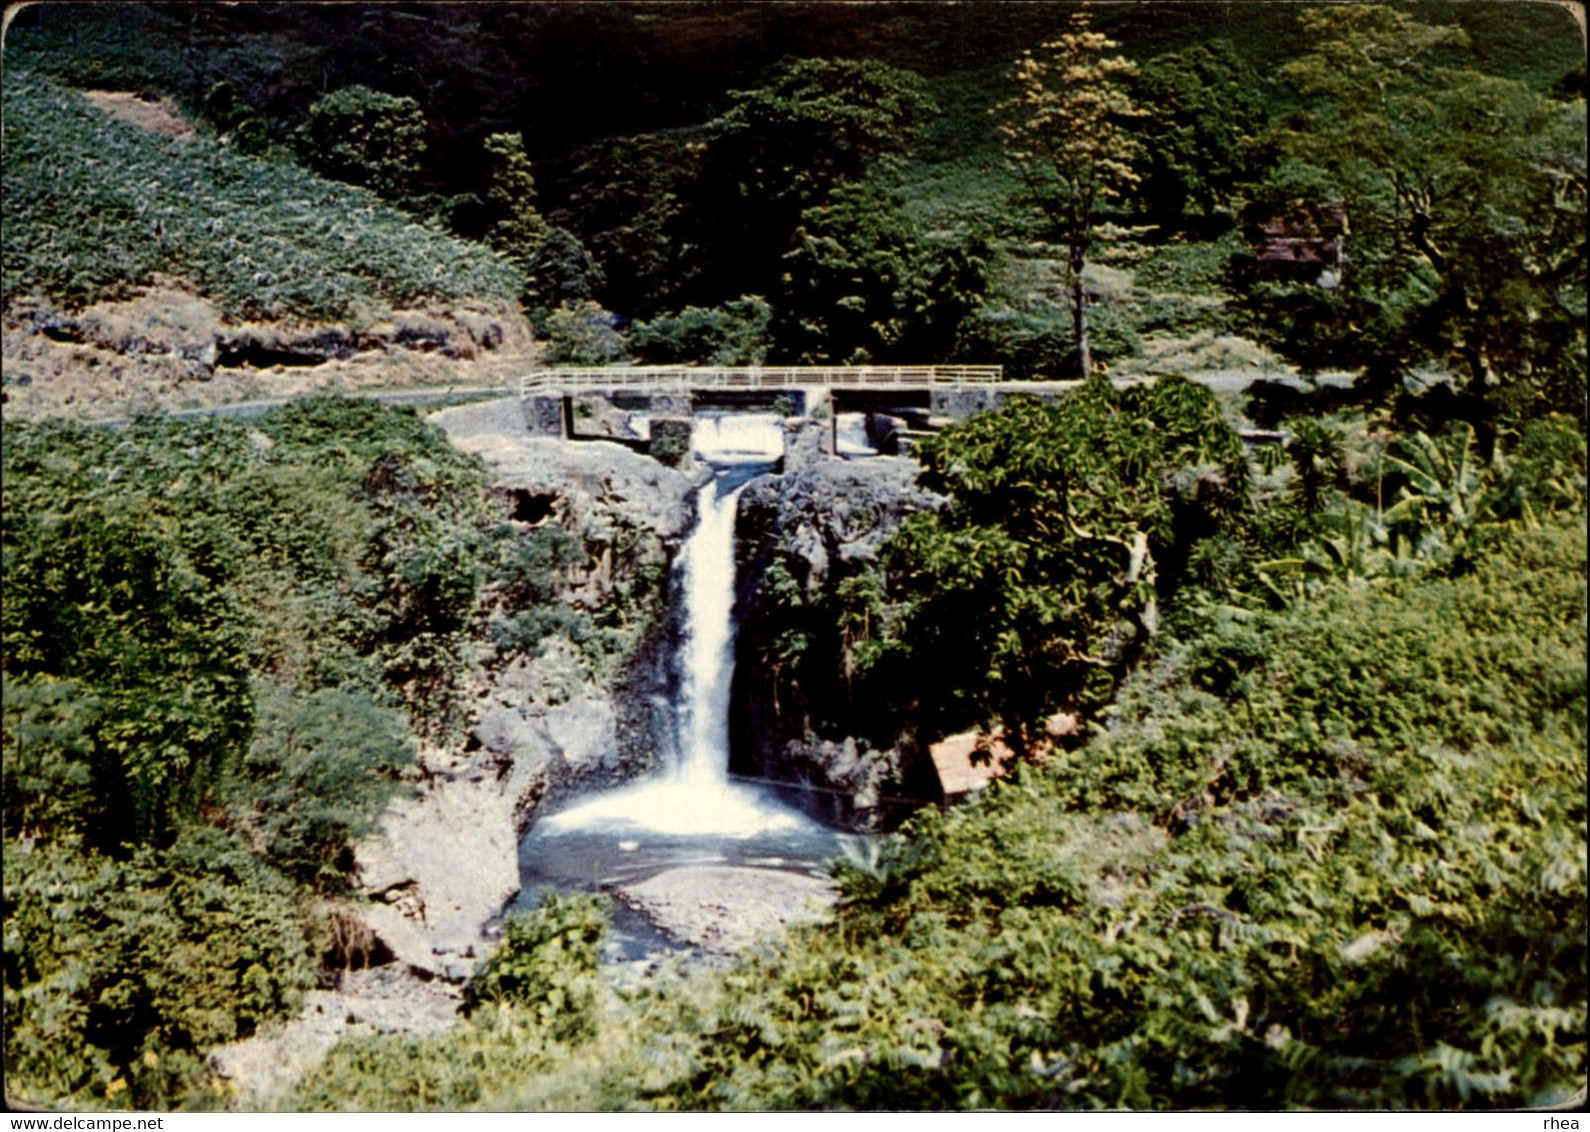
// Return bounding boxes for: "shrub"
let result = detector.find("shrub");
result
[648,424,693,469]
[299,85,426,198]
[2,497,255,851]
[3,829,317,1110]
[228,685,416,891]
[543,300,628,365]
[524,230,607,324]
[629,296,773,365]
[462,893,607,1040]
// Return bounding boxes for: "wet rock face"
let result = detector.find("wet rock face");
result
[343,403,702,983]
[737,458,938,591]
[445,423,702,805]
[731,458,944,831]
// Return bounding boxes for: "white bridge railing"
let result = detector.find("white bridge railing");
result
[521,364,1002,397]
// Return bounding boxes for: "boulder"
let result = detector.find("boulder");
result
[472,704,541,755]
[616,866,836,954]
[352,772,527,980]
[864,412,908,455]
[544,695,619,774]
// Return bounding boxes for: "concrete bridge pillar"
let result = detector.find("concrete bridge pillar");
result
[523,394,566,437]
[930,387,997,421]
[798,385,832,421]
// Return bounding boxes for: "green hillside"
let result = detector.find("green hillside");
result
[2,68,521,323]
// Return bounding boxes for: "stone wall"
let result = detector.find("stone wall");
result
[930,386,997,419]
[522,394,565,437]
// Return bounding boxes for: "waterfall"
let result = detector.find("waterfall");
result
[674,473,743,793]
[692,412,785,458]
[539,435,806,839]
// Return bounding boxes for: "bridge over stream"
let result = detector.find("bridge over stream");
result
[520,365,1033,464]
[518,364,1296,464]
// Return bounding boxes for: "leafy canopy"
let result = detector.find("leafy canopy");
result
[872,378,1250,742]
[300,85,427,199]
[1131,42,1267,230]
[777,182,993,364]
[482,131,549,254]
[1255,6,1586,418]
[4,828,317,1109]
[690,56,934,303]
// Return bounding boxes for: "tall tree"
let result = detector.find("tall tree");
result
[1132,41,1268,231]
[995,14,1142,377]
[481,132,548,255]
[777,182,992,364]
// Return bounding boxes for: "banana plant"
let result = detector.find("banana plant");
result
[1379,424,1527,571]
[1260,424,1538,601]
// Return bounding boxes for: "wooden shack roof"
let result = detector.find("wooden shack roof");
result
[1248,203,1349,266]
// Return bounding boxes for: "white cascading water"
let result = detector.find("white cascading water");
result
[834,412,877,457]
[539,415,807,839]
[690,412,785,458]
[674,473,747,794]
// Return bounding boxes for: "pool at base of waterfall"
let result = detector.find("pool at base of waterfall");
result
[511,813,847,964]
[507,432,854,969]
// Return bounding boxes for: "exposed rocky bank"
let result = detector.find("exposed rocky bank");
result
[1,285,537,422]
[212,398,702,1104]
[213,404,936,1105]
[354,396,702,981]
[616,867,836,955]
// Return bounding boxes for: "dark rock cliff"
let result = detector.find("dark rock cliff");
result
[730,458,944,831]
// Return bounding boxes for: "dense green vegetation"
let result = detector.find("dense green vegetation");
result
[875,378,1250,741]
[1,399,643,1108]
[2,0,1583,1114]
[4,2,1581,389]
[286,415,1585,1111]
[1245,6,1586,422]
[1,69,520,322]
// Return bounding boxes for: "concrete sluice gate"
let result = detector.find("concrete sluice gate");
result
[691,412,785,460]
